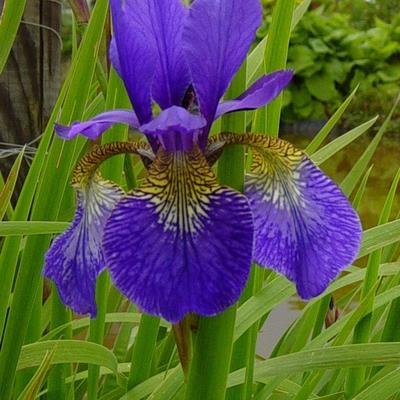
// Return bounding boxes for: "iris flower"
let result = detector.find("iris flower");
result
[44,0,362,323]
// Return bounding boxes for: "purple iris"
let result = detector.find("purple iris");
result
[44,0,362,323]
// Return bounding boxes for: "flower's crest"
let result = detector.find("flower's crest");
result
[44,0,362,323]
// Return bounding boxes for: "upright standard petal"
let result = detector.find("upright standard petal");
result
[44,175,124,316]
[110,0,190,112]
[110,0,156,122]
[55,110,139,140]
[140,106,206,151]
[215,70,293,118]
[103,147,254,323]
[182,0,262,134]
[209,133,362,299]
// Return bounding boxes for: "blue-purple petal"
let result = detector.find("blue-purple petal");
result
[55,110,139,140]
[110,0,156,123]
[215,70,293,118]
[103,148,254,323]
[44,176,124,316]
[245,139,362,299]
[182,0,262,142]
[110,0,190,113]
[109,37,122,77]
[140,106,206,151]
[148,0,191,109]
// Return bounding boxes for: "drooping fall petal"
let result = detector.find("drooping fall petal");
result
[208,133,362,299]
[44,175,124,316]
[103,146,254,323]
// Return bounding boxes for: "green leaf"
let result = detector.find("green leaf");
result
[229,343,400,386]
[305,72,339,102]
[17,348,55,400]
[0,148,24,221]
[0,221,69,236]
[359,219,400,258]
[306,85,359,155]
[234,276,294,341]
[340,93,400,196]
[311,116,377,165]
[352,369,400,400]
[0,0,26,73]
[17,340,118,375]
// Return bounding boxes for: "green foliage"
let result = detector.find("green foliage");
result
[258,6,400,131]
[0,1,399,400]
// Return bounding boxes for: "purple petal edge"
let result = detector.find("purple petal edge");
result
[183,0,262,144]
[246,151,362,300]
[54,110,139,140]
[103,149,254,323]
[44,177,123,316]
[216,70,294,118]
[140,106,206,151]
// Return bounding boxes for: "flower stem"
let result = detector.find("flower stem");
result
[185,62,247,399]
[173,316,193,376]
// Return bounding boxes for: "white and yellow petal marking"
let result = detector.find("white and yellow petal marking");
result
[103,146,254,322]
[44,174,123,316]
[208,133,361,299]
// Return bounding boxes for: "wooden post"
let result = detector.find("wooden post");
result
[0,0,61,179]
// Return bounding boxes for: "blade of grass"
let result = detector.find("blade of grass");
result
[0,148,24,220]
[0,221,69,236]
[127,315,161,390]
[0,0,26,73]
[87,64,131,400]
[306,85,359,155]
[261,0,294,136]
[17,340,118,375]
[311,116,377,166]
[346,169,400,396]
[0,0,110,396]
[246,0,311,85]
[352,165,374,211]
[16,349,55,400]
[340,94,400,197]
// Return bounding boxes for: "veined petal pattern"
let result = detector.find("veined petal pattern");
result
[44,175,124,317]
[103,146,254,322]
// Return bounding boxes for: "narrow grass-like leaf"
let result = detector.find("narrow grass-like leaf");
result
[234,276,295,341]
[0,0,26,73]
[340,94,400,196]
[352,368,400,400]
[358,219,400,258]
[255,0,294,136]
[311,117,377,165]
[347,169,400,395]
[352,165,374,211]
[0,172,14,219]
[127,315,160,390]
[17,341,118,375]
[0,0,110,396]
[0,221,68,236]
[17,349,55,400]
[247,0,311,84]
[228,343,400,386]
[306,86,359,155]
[0,148,24,220]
